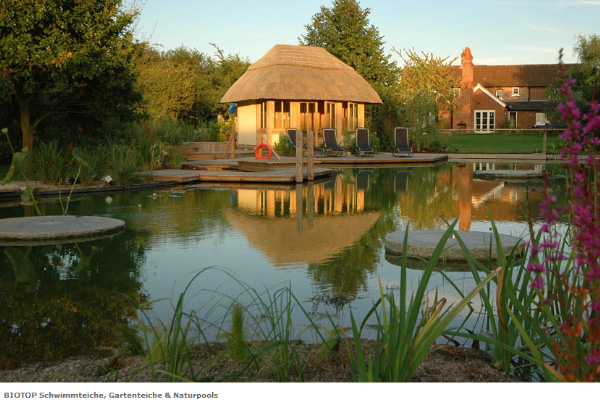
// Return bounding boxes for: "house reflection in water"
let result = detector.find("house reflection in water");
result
[226,170,380,267]
[452,163,546,231]
[224,164,550,266]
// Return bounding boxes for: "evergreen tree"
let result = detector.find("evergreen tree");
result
[299,0,401,147]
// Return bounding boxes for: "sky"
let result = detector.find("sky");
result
[132,0,600,66]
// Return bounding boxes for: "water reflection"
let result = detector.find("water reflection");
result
[0,163,565,368]
[0,231,147,369]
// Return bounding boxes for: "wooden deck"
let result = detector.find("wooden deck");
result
[144,167,333,184]
[183,152,447,171]
[140,152,448,184]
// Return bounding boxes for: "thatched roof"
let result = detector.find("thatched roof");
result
[221,44,382,104]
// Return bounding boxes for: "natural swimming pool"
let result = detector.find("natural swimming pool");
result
[0,162,567,369]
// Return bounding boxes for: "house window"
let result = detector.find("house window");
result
[512,87,520,97]
[496,90,503,99]
[475,110,495,133]
[273,101,290,129]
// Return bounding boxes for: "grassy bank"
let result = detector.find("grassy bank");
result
[446,133,563,154]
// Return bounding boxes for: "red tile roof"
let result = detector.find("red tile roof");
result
[450,64,577,87]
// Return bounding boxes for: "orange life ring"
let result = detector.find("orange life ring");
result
[254,143,272,160]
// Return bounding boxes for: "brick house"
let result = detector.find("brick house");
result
[448,47,576,132]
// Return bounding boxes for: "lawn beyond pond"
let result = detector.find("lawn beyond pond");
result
[446,133,562,154]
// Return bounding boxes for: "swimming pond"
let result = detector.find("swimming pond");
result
[0,162,567,368]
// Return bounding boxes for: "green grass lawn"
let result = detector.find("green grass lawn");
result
[446,134,563,154]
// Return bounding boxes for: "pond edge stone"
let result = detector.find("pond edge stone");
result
[384,230,526,261]
[0,215,126,246]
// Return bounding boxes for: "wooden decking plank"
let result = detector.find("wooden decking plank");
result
[144,168,331,184]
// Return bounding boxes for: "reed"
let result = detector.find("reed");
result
[345,221,500,382]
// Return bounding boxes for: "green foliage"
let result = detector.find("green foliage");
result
[32,140,70,184]
[300,0,401,142]
[419,130,449,152]
[273,137,294,156]
[103,144,143,186]
[548,36,600,121]
[136,45,249,125]
[345,222,501,382]
[570,34,600,103]
[226,302,249,363]
[300,0,399,94]
[0,0,143,152]
[218,118,235,142]
[394,48,459,129]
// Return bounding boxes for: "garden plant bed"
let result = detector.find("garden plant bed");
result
[0,341,519,383]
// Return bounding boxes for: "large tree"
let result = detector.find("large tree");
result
[394,48,459,129]
[299,0,401,145]
[136,45,249,124]
[299,0,398,93]
[0,0,141,152]
[569,34,600,105]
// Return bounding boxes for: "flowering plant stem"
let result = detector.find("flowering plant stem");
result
[525,57,600,381]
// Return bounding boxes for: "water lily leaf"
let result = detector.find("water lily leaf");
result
[2,148,30,184]
[72,147,95,177]
[4,247,36,282]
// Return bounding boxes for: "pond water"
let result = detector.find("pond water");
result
[0,162,567,369]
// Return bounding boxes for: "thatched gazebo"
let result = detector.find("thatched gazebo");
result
[221,44,382,147]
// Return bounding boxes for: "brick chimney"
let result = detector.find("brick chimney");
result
[454,47,475,130]
[461,47,474,86]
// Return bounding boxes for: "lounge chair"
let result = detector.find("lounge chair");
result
[354,128,374,157]
[392,127,413,157]
[286,129,326,157]
[322,128,347,157]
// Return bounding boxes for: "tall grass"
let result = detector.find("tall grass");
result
[445,215,550,380]
[129,268,334,382]
[345,221,500,382]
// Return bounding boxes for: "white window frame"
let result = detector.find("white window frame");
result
[495,90,503,99]
[512,87,520,97]
[475,110,495,133]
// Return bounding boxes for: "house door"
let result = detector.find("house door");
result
[509,112,517,128]
[475,110,495,133]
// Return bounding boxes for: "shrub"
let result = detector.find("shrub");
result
[273,138,294,156]
[32,140,70,184]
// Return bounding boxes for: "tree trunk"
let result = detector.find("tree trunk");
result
[19,97,34,153]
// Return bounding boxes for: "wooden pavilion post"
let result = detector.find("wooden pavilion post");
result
[307,130,315,181]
